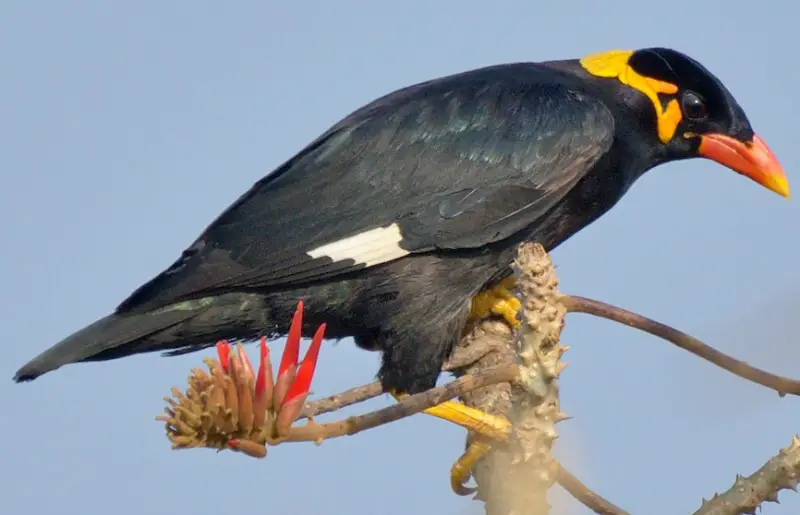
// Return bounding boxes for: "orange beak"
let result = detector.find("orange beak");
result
[698,133,789,198]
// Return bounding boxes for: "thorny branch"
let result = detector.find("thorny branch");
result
[693,435,800,515]
[467,242,567,515]
[159,242,800,514]
[448,244,627,515]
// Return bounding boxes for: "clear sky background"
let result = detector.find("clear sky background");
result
[2,2,799,514]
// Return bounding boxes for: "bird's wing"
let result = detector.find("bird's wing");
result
[117,64,615,313]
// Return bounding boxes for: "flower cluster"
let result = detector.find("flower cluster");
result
[156,301,325,458]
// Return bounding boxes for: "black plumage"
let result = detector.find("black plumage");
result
[14,47,787,394]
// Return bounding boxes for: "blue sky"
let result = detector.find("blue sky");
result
[2,2,798,514]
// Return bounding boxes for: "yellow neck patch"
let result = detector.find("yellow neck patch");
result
[579,50,682,143]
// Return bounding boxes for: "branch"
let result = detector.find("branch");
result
[563,295,800,396]
[300,380,383,419]
[298,334,510,420]
[553,462,630,515]
[693,435,800,515]
[284,363,519,443]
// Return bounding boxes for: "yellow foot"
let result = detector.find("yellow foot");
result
[391,390,511,494]
[469,275,521,328]
[451,439,494,495]
[390,391,511,441]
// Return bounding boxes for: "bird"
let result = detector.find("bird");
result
[15,47,788,491]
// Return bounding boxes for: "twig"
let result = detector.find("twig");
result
[300,380,383,419]
[284,363,519,443]
[443,335,507,371]
[553,461,630,515]
[298,335,506,420]
[562,295,800,396]
[693,435,800,515]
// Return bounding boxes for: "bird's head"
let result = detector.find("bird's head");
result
[579,47,789,198]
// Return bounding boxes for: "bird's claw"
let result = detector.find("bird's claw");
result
[469,276,521,328]
[390,390,512,495]
[451,439,493,496]
[419,399,512,441]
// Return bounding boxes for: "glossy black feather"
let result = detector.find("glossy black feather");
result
[118,64,615,314]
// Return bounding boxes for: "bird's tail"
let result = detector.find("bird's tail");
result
[13,293,273,382]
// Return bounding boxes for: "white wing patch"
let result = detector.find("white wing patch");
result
[306,223,409,267]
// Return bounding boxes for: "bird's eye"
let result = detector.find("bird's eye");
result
[681,91,708,121]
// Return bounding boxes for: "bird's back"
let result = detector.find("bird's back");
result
[116,60,617,314]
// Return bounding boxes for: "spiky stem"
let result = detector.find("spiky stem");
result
[693,435,800,515]
[449,243,566,515]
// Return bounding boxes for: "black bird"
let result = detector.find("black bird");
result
[15,47,787,486]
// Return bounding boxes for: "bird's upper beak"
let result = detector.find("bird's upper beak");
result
[698,133,790,198]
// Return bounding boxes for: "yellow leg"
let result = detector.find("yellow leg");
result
[392,276,521,495]
[468,275,521,328]
[391,391,511,441]
[391,390,511,495]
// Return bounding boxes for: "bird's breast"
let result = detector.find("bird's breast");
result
[528,155,637,252]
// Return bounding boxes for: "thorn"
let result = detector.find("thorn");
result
[216,341,231,373]
[274,301,303,408]
[553,411,571,423]
[555,361,568,377]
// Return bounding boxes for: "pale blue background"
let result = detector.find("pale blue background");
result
[2,2,799,514]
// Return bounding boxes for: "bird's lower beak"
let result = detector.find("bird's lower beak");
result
[698,133,789,198]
